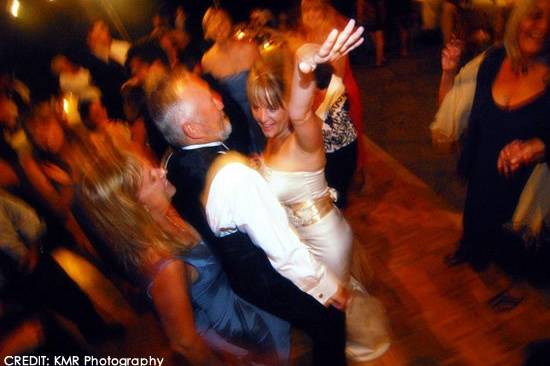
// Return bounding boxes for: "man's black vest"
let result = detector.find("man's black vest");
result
[166,145,277,299]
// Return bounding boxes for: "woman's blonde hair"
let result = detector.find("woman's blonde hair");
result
[75,137,197,275]
[247,65,287,110]
[504,0,550,70]
[247,46,292,110]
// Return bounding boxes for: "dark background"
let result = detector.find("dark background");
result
[0,0,355,99]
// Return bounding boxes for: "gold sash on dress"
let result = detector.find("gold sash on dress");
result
[284,189,338,227]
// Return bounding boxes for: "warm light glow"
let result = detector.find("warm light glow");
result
[236,30,246,40]
[175,81,185,95]
[263,40,273,50]
[9,0,20,18]
[63,98,70,114]
[62,94,81,126]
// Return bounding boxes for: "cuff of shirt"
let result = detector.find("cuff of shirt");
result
[306,269,340,305]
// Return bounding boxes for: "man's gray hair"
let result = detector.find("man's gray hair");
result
[146,68,195,147]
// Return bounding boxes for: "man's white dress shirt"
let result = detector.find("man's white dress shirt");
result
[196,150,339,305]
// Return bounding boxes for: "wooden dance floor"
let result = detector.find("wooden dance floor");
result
[52,136,550,365]
[346,136,550,366]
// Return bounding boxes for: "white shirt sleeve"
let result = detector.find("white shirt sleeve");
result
[205,162,340,304]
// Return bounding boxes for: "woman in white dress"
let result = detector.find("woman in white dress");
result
[247,20,363,282]
[248,22,392,362]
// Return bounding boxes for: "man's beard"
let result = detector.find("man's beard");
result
[218,114,232,141]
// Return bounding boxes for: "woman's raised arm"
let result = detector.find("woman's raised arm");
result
[289,19,363,152]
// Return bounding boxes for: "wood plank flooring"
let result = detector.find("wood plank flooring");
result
[347,136,550,366]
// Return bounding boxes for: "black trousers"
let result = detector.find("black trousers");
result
[216,232,347,366]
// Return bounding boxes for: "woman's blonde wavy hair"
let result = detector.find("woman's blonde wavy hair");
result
[75,137,198,275]
[504,0,550,71]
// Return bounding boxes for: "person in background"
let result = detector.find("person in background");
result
[0,78,30,159]
[81,20,129,120]
[150,11,172,39]
[50,55,100,101]
[175,6,187,33]
[314,64,358,209]
[158,30,191,70]
[299,0,369,190]
[124,40,172,162]
[77,98,146,159]
[0,91,26,188]
[441,0,550,310]
[0,188,120,349]
[356,0,387,67]
[201,7,265,155]
[387,0,414,58]
[18,103,96,258]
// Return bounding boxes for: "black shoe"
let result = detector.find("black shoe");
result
[444,252,468,267]
[488,290,524,312]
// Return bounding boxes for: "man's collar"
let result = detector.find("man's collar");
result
[180,141,228,151]
[165,141,228,170]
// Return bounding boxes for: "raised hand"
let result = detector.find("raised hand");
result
[441,37,464,74]
[297,19,364,74]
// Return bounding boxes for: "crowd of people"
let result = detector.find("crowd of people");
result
[0,1,386,364]
[0,0,549,364]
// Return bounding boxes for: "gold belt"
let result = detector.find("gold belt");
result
[285,191,337,227]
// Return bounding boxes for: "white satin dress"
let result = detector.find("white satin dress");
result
[260,164,353,282]
[261,164,391,362]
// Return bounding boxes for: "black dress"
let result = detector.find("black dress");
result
[458,47,550,282]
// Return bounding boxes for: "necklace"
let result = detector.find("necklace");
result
[495,61,548,109]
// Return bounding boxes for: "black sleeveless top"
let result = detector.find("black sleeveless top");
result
[460,46,550,228]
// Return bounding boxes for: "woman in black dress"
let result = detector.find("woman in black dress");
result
[446,0,550,308]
